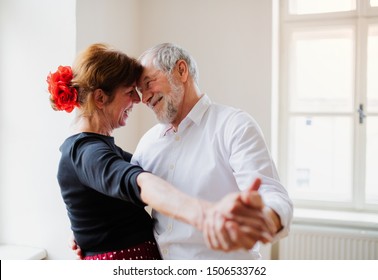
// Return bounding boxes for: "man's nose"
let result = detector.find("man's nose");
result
[141,90,152,105]
[136,86,151,105]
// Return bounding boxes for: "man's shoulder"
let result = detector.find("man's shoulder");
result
[209,102,255,124]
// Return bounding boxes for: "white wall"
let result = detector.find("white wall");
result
[0,0,77,259]
[0,0,276,259]
[75,0,144,152]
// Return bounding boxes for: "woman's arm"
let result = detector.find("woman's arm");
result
[137,172,207,230]
[137,172,275,251]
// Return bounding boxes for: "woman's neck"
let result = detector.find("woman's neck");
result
[74,115,112,136]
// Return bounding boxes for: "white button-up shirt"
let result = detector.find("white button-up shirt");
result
[132,95,293,259]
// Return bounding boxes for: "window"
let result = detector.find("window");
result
[288,0,356,14]
[366,23,378,203]
[279,0,378,211]
[371,0,378,7]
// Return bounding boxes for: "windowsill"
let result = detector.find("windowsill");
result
[293,208,378,230]
[0,244,47,260]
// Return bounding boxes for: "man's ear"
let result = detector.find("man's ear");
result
[93,89,107,109]
[176,60,189,82]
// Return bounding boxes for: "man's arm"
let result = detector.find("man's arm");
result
[226,111,293,241]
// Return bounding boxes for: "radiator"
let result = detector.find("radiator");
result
[278,224,378,259]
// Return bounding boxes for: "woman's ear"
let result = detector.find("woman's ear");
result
[93,89,107,109]
[176,60,189,82]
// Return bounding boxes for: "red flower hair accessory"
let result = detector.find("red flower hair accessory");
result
[46,65,79,113]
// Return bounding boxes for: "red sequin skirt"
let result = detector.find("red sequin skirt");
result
[84,240,162,260]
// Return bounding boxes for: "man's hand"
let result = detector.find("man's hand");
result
[69,234,83,260]
[201,178,278,252]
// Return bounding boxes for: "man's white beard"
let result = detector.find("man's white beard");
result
[156,79,184,124]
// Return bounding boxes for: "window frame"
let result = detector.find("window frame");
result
[279,0,378,212]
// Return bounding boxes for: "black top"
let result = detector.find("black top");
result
[57,132,154,255]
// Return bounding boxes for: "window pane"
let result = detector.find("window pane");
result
[289,28,355,112]
[367,24,378,113]
[366,117,378,204]
[287,116,353,201]
[371,0,378,7]
[289,0,356,14]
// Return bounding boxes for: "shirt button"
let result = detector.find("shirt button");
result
[175,135,180,141]
[169,164,175,170]
[167,223,173,232]
[162,248,169,255]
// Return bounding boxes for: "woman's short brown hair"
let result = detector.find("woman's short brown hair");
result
[72,43,143,116]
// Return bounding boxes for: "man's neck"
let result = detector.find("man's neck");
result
[171,85,203,130]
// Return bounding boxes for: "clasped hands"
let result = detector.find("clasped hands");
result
[199,178,278,252]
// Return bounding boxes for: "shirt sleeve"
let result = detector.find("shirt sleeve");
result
[71,136,146,207]
[225,110,294,239]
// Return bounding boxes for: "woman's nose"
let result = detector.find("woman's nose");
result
[133,91,141,104]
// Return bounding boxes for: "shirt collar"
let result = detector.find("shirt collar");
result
[162,94,211,136]
[186,94,211,126]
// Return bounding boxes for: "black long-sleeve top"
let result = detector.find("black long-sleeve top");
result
[57,132,154,255]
